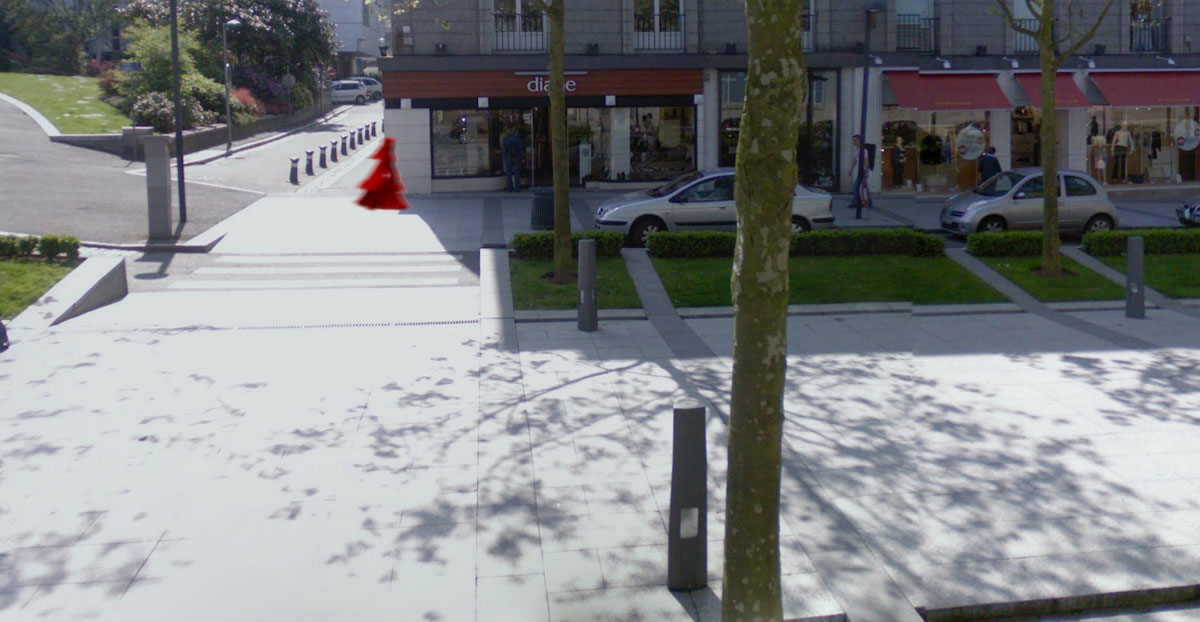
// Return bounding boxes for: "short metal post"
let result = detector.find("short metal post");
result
[289,157,299,184]
[319,145,327,168]
[349,131,356,150]
[370,121,377,137]
[358,126,365,143]
[577,238,598,332]
[0,319,8,353]
[667,399,707,591]
[341,135,348,155]
[1126,235,1145,319]
[305,150,314,175]
[330,139,339,162]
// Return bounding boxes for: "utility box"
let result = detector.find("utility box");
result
[143,135,173,239]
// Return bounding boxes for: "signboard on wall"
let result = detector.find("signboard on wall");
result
[1175,118,1200,152]
[380,69,703,100]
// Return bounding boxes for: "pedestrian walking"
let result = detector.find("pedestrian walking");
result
[502,128,524,192]
[978,146,1002,184]
[848,134,872,219]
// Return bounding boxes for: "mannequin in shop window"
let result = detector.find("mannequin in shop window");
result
[1113,124,1132,182]
[1091,133,1108,184]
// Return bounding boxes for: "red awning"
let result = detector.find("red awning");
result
[885,72,1012,111]
[1090,71,1200,107]
[1015,73,1089,108]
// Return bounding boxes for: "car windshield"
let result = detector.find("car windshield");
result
[648,171,704,197]
[974,171,1026,197]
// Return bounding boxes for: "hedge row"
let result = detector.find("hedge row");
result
[510,231,624,259]
[0,234,80,260]
[965,232,1043,257]
[646,228,944,258]
[1082,229,1200,256]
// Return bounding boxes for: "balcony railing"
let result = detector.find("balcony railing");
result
[634,11,684,51]
[1130,17,1170,53]
[801,12,815,52]
[494,12,546,51]
[895,14,939,55]
[1014,18,1058,55]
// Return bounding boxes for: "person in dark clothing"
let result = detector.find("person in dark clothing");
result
[978,146,1002,184]
[501,128,524,192]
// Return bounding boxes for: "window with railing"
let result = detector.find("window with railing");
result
[635,0,683,51]
[1013,18,1058,55]
[1130,17,1169,52]
[494,0,545,51]
[801,12,814,52]
[895,14,938,54]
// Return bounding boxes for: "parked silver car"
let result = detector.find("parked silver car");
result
[331,80,368,105]
[595,168,834,246]
[940,168,1118,235]
[346,76,383,100]
[1176,197,1200,226]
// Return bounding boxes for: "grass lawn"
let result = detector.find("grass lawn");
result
[0,73,129,134]
[1098,254,1200,299]
[980,255,1125,302]
[651,255,1007,307]
[510,257,642,309]
[0,258,76,319]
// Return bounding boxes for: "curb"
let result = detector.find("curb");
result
[81,232,226,254]
[183,106,352,166]
[919,583,1200,622]
[9,256,127,329]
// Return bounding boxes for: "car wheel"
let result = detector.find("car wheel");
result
[977,216,1008,233]
[791,216,811,234]
[629,217,666,247]
[1084,214,1114,233]
[355,95,365,105]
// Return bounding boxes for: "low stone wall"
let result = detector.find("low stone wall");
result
[50,94,334,161]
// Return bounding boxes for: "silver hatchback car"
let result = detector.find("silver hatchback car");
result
[940,168,1118,236]
[595,169,834,246]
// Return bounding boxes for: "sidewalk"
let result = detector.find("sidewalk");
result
[3,192,1200,621]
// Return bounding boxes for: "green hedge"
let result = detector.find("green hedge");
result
[646,229,944,258]
[511,231,624,259]
[1082,229,1200,256]
[0,234,80,260]
[965,231,1043,256]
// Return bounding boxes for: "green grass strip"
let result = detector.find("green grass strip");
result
[1098,254,1200,299]
[509,257,642,310]
[651,255,1006,307]
[979,255,1125,302]
[0,73,130,134]
[0,258,75,319]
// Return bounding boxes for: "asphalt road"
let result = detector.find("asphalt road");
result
[0,98,261,245]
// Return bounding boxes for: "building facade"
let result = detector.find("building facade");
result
[378,0,1200,195]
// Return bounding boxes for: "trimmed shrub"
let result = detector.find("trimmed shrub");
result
[289,83,314,111]
[98,68,124,96]
[1082,229,1200,256]
[0,235,20,258]
[511,231,624,259]
[37,234,81,260]
[130,92,213,132]
[965,231,1043,256]
[182,74,227,114]
[647,231,736,258]
[17,236,37,256]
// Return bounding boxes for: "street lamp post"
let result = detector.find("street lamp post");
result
[222,18,241,153]
[168,0,186,223]
[854,0,887,220]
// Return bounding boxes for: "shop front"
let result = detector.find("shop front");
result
[882,72,1013,193]
[381,68,702,193]
[1085,71,1200,185]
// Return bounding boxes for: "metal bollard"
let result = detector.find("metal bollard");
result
[319,145,327,168]
[667,398,707,591]
[289,157,299,184]
[0,319,8,353]
[305,150,314,176]
[341,135,348,156]
[349,131,356,150]
[358,126,365,143]
[330,139,339,162]
[370,121,377,137]
[578,238,597,332]
[1126,235,1145,319]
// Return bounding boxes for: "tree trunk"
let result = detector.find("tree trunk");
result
[1038,3,1062,277]
[722,0,805,619]
[546,0,572,284]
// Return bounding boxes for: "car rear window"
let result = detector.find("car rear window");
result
[1064,175,1097,196]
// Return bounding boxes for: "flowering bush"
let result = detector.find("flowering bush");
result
[82,57,114,77]
[130,92,214,132]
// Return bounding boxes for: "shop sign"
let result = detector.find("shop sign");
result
[1174,119,1200,152]
[956,124,985,160]
[525,76,577,93]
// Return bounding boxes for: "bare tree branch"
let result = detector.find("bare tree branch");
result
[993,0,1037,37]
[1055,0,1116,62]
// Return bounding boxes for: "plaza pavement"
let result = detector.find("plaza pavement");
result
[4,187,1200,621]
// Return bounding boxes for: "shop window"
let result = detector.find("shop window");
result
[495,0,545,51]
[1064,175,1097,196]
[629,106,695,181]
[635,0,683,51]
[882,109,988,192]
[1088,105,1193,184]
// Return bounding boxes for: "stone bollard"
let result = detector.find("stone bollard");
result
[349,132,356,150]
[1126,235,1145,319]
[319,145,327,168]
[330,139,339,162]
[305,150,314,176]
[667,399,707,591]
[578,239,597,332]
[142,135,173,239]
[341,135,348,156]
[289,157,299,184]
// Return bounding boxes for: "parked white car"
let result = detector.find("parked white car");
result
[345,76,383,100]
[331,80,368,105]
[595,168,834,246]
